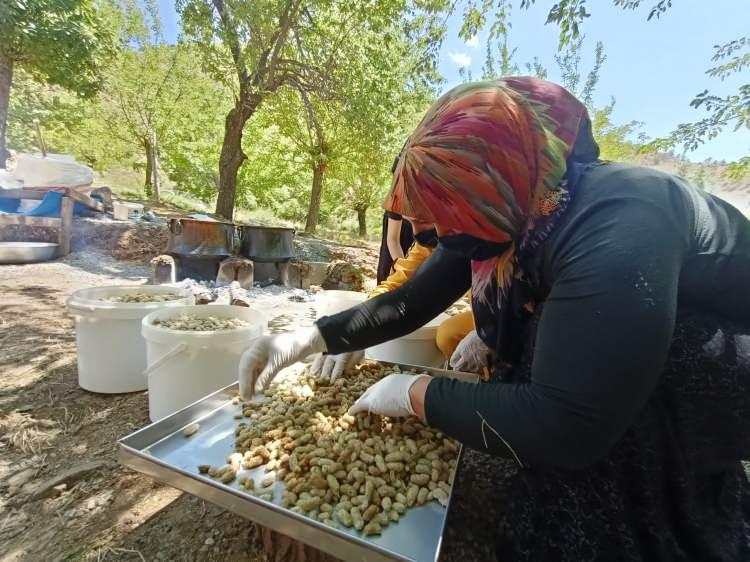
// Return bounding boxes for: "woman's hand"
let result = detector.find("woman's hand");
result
[238,327,326,399]
[449,330,490,374]
[310,350,364,382]
[348,374,432,420]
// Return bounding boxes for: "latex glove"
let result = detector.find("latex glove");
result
[449,330,489,374]
[310,350,365,382]
[239,327,326,399]
[348,374,429,418]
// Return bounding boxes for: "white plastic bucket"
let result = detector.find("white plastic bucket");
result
[366,313,450,368]
[113,201,144,221]
[317,290,367,317]
[141,305,267,421]
[66,285,195,394]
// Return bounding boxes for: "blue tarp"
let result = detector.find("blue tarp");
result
[0,191,102,217]
[0,191,63,217]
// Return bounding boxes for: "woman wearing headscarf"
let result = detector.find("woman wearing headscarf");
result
[239,78,750,560]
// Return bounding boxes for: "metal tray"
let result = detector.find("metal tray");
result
[119,362,478,562]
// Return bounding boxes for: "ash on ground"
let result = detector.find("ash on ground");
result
[167,279,316,306]
[166,279,320,333]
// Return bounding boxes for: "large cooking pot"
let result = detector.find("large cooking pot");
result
[166,218,235,256]
[238,225,295,262]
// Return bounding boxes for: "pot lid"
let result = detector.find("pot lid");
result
[238,224,295,232]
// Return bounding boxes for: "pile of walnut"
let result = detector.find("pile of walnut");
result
[104,292,182,303]
[153,315,248,331]
[198,361,458,536]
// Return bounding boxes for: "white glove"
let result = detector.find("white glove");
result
[348,374,429,418]
[449,330,489,374]
[310,350,365,382]
[239,327,326,399]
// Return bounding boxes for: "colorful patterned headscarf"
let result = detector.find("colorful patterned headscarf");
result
[384,77,599,368]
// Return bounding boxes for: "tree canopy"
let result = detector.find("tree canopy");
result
[2,0,747,238]
[0,0,114,165]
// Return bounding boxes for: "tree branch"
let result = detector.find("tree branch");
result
[264,0,304,89]
[212,0,249,89]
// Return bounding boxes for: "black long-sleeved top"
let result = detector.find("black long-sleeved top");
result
[317,163,750,469]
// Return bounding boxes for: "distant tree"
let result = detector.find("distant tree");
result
[6,69,87,156]
[178,0,447,221]
[662,37,749,177]
[676,159,690,179]
[507,1,749,178]
[74,1,215,199]
[0,0,113,167]
[265,15,434,235]
[528,34,644,162]
[553,35,605,111]
[691,168,707,190]
[592,101,644,161]
[727,157,750,180]
[177,0,314,219]
[525,57,548,80]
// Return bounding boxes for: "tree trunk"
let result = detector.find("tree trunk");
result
[0,55,14,169]
[144,138,154,198]
[215,97,258,220]
[304,161,326,234]
[151,130,161,202]
[356,208,367,237]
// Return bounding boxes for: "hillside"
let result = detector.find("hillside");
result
[637,153,750,213]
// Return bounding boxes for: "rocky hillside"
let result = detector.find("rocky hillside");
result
[636,153,750,214]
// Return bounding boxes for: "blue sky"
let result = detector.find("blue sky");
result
[156,0,749,162]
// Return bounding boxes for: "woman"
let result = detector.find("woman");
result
[376,210,414,283]
[239,78,750,560]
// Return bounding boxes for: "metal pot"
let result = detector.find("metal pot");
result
[238,225,295,263]
[166,218,235,256]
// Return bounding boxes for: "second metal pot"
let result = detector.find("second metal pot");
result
[238,225,295,262]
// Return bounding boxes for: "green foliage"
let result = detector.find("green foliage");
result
[592,101,644,161]
[545,35,644,161]
[612,0,675,21]
[176,0,449,219]
[727,157,750,181]
[158,74,230,201]
[554,36,605,109]
[237,110,313,221]
[519,0,675,49]
[6,69,87,153]
[525,57,548,79]
[512,1,748,177]
[203,1,443,230]
[0,0,114,95]
[8,0,745,238]
[661,38,749,177]
[74,1,228,195]
[691,168,706,190]
[675,159,689,179]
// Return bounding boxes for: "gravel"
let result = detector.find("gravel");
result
[0,249,151,291]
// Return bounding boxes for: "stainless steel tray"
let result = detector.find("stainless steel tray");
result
[119,362,478,562]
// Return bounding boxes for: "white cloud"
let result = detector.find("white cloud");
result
[448,52,472,67]
[465,36,479,48]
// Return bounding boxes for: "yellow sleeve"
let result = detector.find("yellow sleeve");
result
[368,243,433,298]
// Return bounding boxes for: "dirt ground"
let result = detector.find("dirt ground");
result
[0,222,383,562]
[0,250,266,562]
